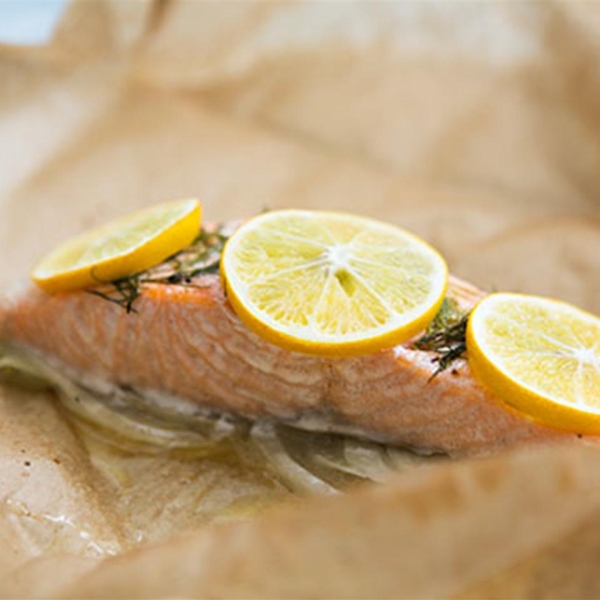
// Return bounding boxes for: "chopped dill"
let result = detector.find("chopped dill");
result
[413,297,470,379]
[87,275,141,314]
[142,225,229,283]
[87,224,231,312]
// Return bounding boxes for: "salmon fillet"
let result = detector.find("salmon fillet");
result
[0,247,580,457]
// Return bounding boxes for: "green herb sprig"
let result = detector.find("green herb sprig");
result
[413,297,470,379]
[87,275,142,314]
[87,224,230,312]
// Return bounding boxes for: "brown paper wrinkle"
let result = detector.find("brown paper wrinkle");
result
[1,0,600,597]
[460,505,600,600]
[142,2,600,214]
[0,387,126,575]
[60,446,600,599]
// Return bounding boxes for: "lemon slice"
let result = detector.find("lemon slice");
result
[467,293,600,433]
[221,209,448,357]
[32,199,202,293]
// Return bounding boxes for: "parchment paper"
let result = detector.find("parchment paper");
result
[1,1,600,597]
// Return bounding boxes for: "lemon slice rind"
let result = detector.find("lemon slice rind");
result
[32,199,202,293]
[222,209,448,357]
[467,292,600,433]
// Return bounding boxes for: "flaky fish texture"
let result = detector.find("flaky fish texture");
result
[0,261,578,457]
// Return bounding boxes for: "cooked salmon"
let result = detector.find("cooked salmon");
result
[0,248,580,457]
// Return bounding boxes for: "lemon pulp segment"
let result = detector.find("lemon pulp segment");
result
[221,210,448,357]
[467,293,600,432]
[32,198,202,293]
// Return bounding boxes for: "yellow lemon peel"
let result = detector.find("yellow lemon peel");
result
[32,199,202,293]
[467,293,600,433]
[221,209,448,357]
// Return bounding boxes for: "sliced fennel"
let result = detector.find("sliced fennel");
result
[0,346,437,494]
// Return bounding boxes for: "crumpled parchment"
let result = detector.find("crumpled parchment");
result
[1,1,600,597]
